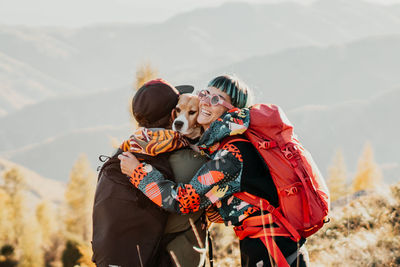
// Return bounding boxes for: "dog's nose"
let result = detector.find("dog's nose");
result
[174,120,184,130]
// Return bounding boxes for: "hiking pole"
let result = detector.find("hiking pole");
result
[189,218,207,267]
[208,231,214,267]
[189,218,204,248]
[169,250,182,267]
[261,199,275,267]
[136,245,144,267]
[267,211,278,266]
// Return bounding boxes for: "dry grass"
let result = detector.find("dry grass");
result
[207,223,241,267]
[308,182,400,267]
[208,182,400,267]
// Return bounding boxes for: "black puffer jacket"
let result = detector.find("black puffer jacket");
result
[92,149,172,267]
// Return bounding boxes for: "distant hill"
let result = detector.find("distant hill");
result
[1,34,399,151]
[0,82,135,181]
[287,88,400,184]
[2,125,130,182]
[0,158,65,205]
[196,34,400,110]
[0,51,76,114]
[2,0,400,114]
[0,85,133,152]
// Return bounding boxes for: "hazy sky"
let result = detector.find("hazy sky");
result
[1,0,399,27]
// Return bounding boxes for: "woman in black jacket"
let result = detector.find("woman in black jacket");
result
[92,79,207,267]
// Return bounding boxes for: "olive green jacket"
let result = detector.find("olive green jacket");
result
[165,148,208,267]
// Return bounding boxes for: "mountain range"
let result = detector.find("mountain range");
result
[1,0,400,114]
[1,87,398,184]
[0,0,399,184]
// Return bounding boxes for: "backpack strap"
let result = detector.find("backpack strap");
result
[219,135,249,149]
[282,144,312,228]
[234,192,301,242]
[220,135,279,150]
[261,236,289,267]
[233,211,293,267]
[221,136,303,266]
[221,136,302,241]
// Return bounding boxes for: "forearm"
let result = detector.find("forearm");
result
[129,145,243,214]
[130,163,208,213]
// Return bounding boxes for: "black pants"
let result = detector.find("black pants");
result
[239,237,309,267]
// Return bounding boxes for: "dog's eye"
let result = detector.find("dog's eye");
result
[189,110,197,115]
[176,108,181,113]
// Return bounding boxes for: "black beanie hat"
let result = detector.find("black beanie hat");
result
[132,79,180,127]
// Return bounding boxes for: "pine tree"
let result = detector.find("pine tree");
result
[352,142,383,193]
[129,62,158,128]
[36,201,61,267]
[36,201,57,246]
[134,62,158,90]
[1,168,44,266]
[18,217,43,267]
[327,149,348,202]
[1,168,26,246]
[64,154,96,243]
[0,188,12,244]
[77,244,96,267]
[61,241,82,267]
[0,244,18,267]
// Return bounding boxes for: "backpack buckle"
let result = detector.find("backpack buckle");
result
[285,187,298,196]
[281,147,293,159]
[258,141,277,150]
[266,205,275,213]
[258,141,267,149]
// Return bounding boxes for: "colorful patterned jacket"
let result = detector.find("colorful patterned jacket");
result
[129,108,264,226]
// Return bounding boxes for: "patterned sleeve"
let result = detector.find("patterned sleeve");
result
[120,139,130,152]
[129,143,244,214]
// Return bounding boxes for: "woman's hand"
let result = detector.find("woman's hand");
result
[118,152,140,176]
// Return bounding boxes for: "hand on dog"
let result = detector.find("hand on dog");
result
[118,152,140,176]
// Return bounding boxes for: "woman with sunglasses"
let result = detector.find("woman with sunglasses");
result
[119,75,308,266]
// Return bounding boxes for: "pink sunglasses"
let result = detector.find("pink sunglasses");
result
[197,90,234,110]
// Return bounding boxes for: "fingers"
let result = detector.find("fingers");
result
[120,162,131,176]
[118,154,129,175]
[123,151,135,158]
[117,152,135,161]
[118,152,140,176]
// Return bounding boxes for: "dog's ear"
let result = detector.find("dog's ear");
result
[171,108,177,121]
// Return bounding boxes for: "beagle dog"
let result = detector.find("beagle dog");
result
[172,94,202,141]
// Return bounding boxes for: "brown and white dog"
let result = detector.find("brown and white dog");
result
[172,94,202,141]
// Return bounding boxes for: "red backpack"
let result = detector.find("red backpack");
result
[223,104,330,267]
